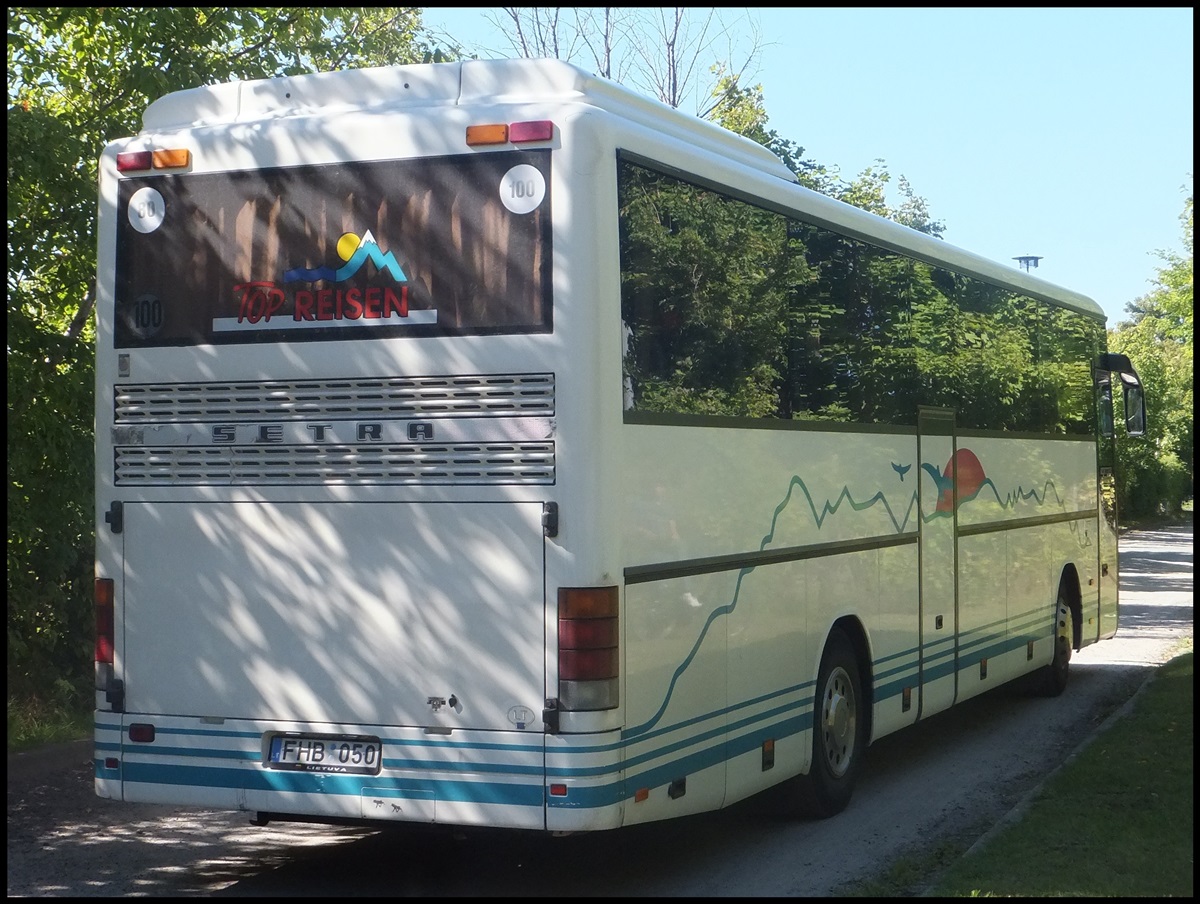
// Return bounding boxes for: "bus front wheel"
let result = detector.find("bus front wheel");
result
[788,627,866,818]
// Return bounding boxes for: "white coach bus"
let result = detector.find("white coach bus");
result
[93,58,1146,832]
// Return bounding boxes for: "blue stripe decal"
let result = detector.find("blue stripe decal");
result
[549,712,809,809]
[116,742,546,776]
[122,761,545,807]
[624,465,927,740]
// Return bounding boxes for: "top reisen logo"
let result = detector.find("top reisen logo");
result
[216,230,437,332]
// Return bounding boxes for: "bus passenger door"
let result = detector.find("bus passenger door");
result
[917,408,958,719]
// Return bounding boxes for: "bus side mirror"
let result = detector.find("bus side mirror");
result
[1096,352,1146,438]
[1123,382,1146,437]
[1098,381,1115,439]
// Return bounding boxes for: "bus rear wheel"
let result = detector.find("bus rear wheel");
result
[788,627,866,818]
[1034,593,1073,697]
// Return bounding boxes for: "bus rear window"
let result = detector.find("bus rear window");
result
[113,150,552,347]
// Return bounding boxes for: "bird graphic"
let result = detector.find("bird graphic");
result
[921,462,954,498]
[891,461,912,481]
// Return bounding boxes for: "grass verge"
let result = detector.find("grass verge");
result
[921,642,1194,897]
[6,681,92,754]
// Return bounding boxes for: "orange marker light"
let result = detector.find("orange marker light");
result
[152,148,191,169]
[466,124,508,146]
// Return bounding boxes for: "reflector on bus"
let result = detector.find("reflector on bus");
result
[466,124,508,146]
[509,120,554,142]
[115,151,153,172]
[151,148,191,169]
[466,120,554,146]
[116,148,191,171]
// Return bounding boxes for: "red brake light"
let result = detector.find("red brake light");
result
[558,617,618,648]
[95,578,115,664]
[560,647,619,680]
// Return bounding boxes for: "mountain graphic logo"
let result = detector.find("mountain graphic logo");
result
[282,230,407,284]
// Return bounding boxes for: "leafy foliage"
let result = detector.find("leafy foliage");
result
[707,69,945,238]
[1109,189,1193,517]
[6,7,435,699]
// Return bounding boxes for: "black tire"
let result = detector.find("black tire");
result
[789,627,867,818]
[1034,593,1073,697]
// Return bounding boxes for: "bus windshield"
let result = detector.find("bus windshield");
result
[114,149,553,347]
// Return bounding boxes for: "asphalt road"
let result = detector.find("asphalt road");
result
[7,522,1192,897]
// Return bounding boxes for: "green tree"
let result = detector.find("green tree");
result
[1109,189,1194,517]
[6,7,437,701]
[706,69,945,239]
[706,68,842,198]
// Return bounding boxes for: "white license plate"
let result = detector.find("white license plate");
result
[267,734,382,775]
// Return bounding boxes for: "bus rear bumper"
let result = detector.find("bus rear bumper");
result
[93,714,552,830]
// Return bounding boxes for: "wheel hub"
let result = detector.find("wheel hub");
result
[822,666,857,776]
[827,690,850,743]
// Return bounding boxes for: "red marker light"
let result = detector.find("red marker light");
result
[116,151,153,172]
[509,120,553,143]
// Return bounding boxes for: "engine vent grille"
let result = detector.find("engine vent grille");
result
[110,373,555,486]
[115,443,555,486]
[114,373,554,422]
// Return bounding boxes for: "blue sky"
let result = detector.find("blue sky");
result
[422,7,1193,328]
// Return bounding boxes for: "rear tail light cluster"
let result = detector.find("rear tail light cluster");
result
[94,576,125,713]
[95,578,115,664]
[557,586,619,711]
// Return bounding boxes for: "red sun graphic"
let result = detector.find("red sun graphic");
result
[936,448,986,512]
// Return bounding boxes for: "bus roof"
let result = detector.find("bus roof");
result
[141,57,794,182]
[137,57,1104,322]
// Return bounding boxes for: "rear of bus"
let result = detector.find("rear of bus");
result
[93,60,625,832]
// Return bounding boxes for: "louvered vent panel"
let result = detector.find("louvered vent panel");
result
[114,373,554,421]
[115,443,555,486]
[110,373,555,486]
